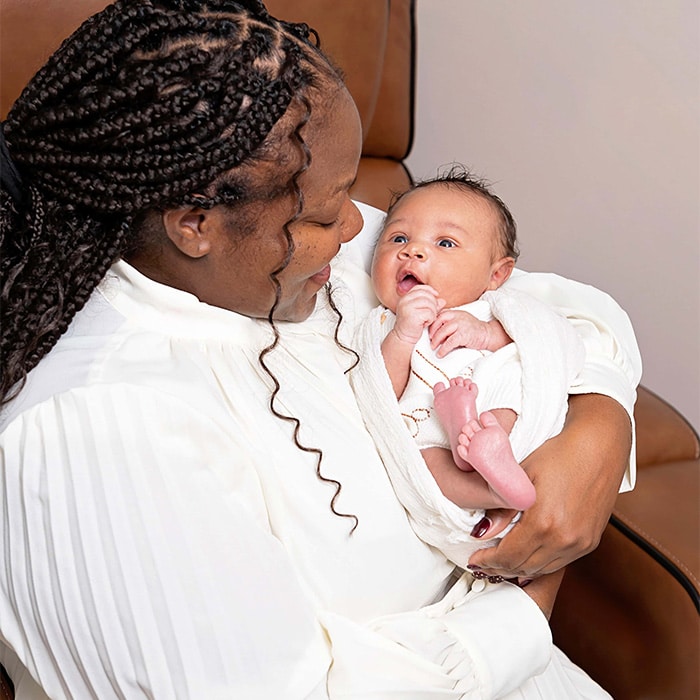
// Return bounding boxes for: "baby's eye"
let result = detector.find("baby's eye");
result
[391,234,408,244]
[438,239,456,248]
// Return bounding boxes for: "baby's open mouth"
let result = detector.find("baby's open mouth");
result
[397,271,422,294]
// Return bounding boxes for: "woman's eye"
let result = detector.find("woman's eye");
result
[438,239,456,248]
[391,234,408,243]
[319,217,340,228]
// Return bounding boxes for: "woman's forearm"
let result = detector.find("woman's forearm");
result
[467,393,632,577]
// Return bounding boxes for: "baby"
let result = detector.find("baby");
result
[374,171,536,511]
[354,169,584,532]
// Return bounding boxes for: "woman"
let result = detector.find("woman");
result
[0,1,639,697]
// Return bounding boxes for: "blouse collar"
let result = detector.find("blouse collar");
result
[98,259,338,342]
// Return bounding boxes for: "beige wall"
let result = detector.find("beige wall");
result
[407,0,700,430]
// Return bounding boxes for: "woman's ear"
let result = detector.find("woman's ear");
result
[488,256,515,289]
[162,207,212,258]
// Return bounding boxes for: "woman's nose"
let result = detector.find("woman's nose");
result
[340,200,364,244]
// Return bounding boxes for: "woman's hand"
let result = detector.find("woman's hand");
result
[467,394,632,578]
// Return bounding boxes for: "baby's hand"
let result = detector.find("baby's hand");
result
[429,310,508,358]
[393,285,445,345]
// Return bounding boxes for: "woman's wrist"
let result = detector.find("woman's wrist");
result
[520,569,566,620]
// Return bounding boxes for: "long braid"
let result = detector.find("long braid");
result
[256,93,358,532]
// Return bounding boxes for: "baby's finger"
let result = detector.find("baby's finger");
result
[428,318,456,344]
[405,284,439,299]
[434,333,461,357]
[398,294,438,318]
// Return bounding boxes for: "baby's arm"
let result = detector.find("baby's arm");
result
[429,309,511,359]
[381,286,443,398]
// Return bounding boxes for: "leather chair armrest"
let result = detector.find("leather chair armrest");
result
[552,388,700,700]
[635,386,700,468]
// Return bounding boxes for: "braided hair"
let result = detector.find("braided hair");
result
[1,0,330,401]
[1,0,358,528]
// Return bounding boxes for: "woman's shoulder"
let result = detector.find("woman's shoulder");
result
[0,291,216,433]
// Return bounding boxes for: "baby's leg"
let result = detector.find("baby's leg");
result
[422,446,520,513]
[433,379,535,511]
[433,377,479,471]
[457,411,536,511]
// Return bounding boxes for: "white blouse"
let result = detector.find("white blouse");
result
[0,203,640,699]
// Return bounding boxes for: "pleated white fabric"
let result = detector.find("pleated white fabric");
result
[0,203,640,699]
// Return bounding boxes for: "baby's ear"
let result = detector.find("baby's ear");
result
[162,207,212,258]
[489,256,515,289]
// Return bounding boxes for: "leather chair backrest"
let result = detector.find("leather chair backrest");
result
[1,0,112,116]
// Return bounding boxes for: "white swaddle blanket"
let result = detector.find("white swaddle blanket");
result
[351,286,585,567]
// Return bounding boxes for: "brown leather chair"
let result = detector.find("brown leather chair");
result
[2,2,698,699]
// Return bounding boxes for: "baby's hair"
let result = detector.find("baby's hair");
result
[388,163,520,261]
[1,0,357,530]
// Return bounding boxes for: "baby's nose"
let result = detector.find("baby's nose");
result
[399,243,426,259]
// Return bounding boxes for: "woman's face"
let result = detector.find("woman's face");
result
[188,85,364,322]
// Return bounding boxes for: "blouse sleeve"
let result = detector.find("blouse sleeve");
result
[322,577,551,699]
[505,270,642,491]
[1,384,551,699]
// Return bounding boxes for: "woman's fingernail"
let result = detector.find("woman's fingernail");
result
[470,517,491,538]
[518,578,533,588]
[471,570,487,579]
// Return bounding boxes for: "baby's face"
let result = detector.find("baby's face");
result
[371,185,509,311]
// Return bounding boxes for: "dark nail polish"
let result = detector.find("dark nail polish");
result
[470,516,491,538]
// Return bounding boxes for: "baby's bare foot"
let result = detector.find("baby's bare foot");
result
[457,411,536,510]
[433,378,479,471]
[433,377,479,427]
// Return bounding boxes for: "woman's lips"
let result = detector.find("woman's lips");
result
[310,264,332,286]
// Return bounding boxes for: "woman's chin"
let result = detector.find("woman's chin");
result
[274,292,319,323]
